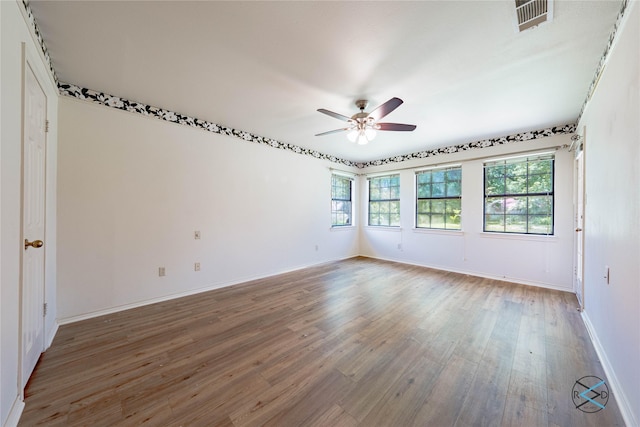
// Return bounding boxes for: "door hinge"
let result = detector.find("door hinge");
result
[43,302,48,317]
[45,120,50,133]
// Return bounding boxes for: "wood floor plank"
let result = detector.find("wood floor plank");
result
[19,257,626,426]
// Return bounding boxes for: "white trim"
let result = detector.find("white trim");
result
[364,226,402,232]
[330,225,356,232]
[57,256,358,325]
[358,254,572,292]
[581,311,637,427]
[412,228,464,236]
[45,321,58,350]
[483,150,556,165]
[329,168,357,178]
[365,171,402,179]
[414,163,462,173]
[479,232,557,242]
[3,397,24,427]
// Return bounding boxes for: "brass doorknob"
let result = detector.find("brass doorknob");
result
[24,239,44,250]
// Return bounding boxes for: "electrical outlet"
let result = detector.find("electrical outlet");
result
[159,267,166,277]
[194,230,201,240]
[315,245,319,251]
[194,262,200,272]
[397,243,402,250]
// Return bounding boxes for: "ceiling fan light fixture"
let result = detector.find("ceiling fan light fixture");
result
[357,131,369,145]
[347,129,359,142]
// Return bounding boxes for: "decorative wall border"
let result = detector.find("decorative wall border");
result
[26,0,614,169]
[577,0,629,124]
[357,124,576,168]
[21,0,59,85]
[58,83,358,167]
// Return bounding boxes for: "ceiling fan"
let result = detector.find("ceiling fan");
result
[315,97,416,145]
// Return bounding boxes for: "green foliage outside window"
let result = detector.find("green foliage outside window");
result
[369,175,400,227]
[331,175,352,226]
[416,167,462,230]
[484,155,554,235]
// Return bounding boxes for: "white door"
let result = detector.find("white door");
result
[21,62,47,389]
[574,145,585,310]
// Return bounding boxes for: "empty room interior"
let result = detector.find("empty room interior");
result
[1,0,638,426]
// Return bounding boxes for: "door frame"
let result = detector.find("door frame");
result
[19,43,48,394]
[573,129,586,310]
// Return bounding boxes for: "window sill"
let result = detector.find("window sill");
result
[330,225,356,232]
[480,232,557,242]
[364,226,402,232]
[413,228,464,236]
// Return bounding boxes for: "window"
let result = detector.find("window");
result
[416,167,462,230]
[368,174,400,227]
[331,174,352,227]
[484,154,554,235]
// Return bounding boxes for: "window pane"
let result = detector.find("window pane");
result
[485,197,505,214]
[506,215,527,233]
[529,215,552,234]
[370,187,380,200]
[432,170,445,183]
[431,200,445,214]
[528,173,552,193]
[485,165,505,195]
[506,176,526,194]
[390,213,401,227]
[417,214,430,228]
[484,154,554,234]
[485,214,504,231]
[446,181,461,197]
[432,183,445,197]
[505,197,527,214]
[528,196,552,215]
[431,214,445,229]
[417,200,430,214]
[415,167,460,230]
[417,184,431,198]
[417,173,431,184]
[446,169,461,181]
[369,175,400,227]
[390,201,400,215]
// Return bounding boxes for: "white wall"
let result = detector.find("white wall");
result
[57,97,358,321]
[0,1,58,425]
[578,2,639,425]
[359,134,574,290]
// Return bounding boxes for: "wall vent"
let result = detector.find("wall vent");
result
[515,0,553,32]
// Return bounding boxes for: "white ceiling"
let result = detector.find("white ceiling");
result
[29,0,621,163]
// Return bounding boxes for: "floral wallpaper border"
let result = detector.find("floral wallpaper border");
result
[22,0,58,85]
[577,0,629,124]
[58,83,358,168]
[24,0,629,169]
[358,124,576,168]
[59,83,577,169]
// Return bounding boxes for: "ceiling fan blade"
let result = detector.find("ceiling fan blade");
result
[377,123,417,132]
[368,97,403,121]
[317,108,351,122]
[315,128,350,136]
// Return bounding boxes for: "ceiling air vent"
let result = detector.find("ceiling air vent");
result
[515,0,553,32]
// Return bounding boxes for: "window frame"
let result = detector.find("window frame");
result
[483,153,555,235]
[331,174,354,227]
[415,166,462,231]
[368,174,401,227]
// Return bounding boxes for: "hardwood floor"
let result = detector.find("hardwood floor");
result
[20,257,625,426]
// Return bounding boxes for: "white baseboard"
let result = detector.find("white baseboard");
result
[359,254,573,293]
[3,396,24,427]
[58,255,358,325]
[581,311,637,427]
[45,321,59,349]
